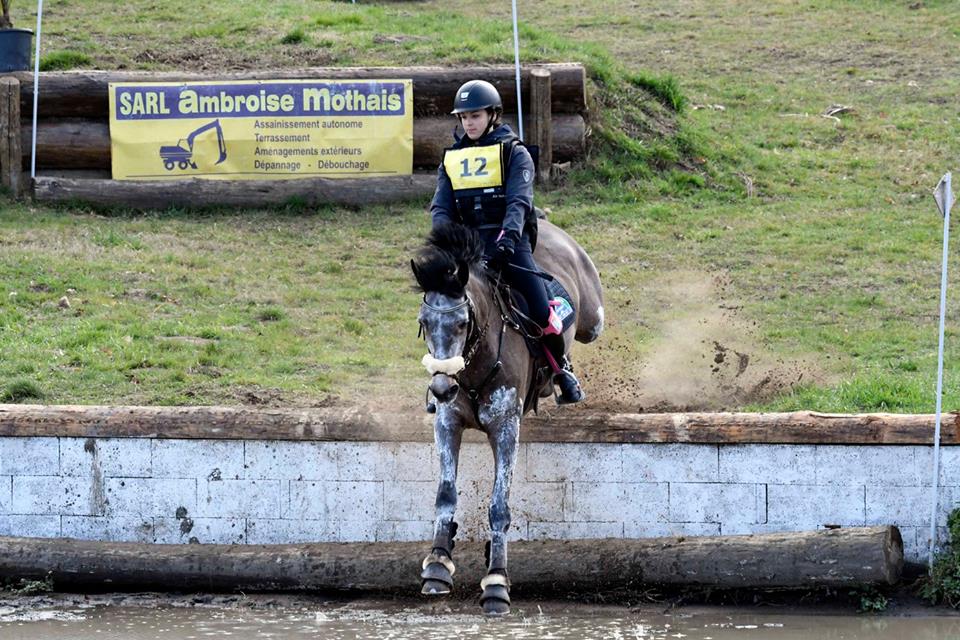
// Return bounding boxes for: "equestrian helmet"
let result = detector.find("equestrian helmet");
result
[451,80,503,115]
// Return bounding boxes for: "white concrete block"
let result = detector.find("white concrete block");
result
[60,438,151,478]
[288,480,383,523]
[622,482,671,524]
[719,444,816,485]
[334,443,391,481]
[936,448,960,487]
[767,485,864,527]
[153,517,245,544]
[328,481,383,522]
[817,446,924,487]
[622,444,718,483]
[525,443,621,482]
[897,526,923,564]
[0,514,60,537]
[198,479,281,518]
[866,485,950,526]
[669,483,766,524]
[383,443,440,482]
[510,481,565,523]
[0,438,59,475]
[288,481,330,520]
[61,516,154,542]
[375,521,433,542]
[104,478,196,519]
[624,522,720,538]
[152,440,245,481]
[383,481,435,521]
[455,443,500,486]
[246,518,338,544]
[12,476,96,516]
[566,482,626,522]
[244,441,337,481]
[339,518,379,542]
[0,476,9,513]
[718,522,813,536]
[528,521,623,540]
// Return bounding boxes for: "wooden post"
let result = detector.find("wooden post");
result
[0,77,21,198]
[529,68,552,187]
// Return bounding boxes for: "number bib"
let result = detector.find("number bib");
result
[443,144,504,194]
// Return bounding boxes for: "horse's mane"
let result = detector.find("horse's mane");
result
[411,223,485,297]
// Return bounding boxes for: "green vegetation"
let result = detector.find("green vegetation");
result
[39,50,92,71]
[922,508,960,607]
[0,1,958,411]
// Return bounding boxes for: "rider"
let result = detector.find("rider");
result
[429,79,584,405]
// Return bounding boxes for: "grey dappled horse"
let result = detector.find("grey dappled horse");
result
[411,221,603,615]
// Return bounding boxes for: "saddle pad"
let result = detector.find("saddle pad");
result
[545,277,577,333]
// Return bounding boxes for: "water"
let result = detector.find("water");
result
[1,597,959,639]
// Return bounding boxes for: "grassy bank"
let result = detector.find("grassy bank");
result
[2,0,959,412]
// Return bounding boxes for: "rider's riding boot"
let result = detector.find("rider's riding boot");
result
[425,389,437,413]
[541,333,585,405]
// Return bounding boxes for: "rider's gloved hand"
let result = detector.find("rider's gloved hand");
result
[487,237,515,274]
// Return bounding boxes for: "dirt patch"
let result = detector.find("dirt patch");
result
[574,269,822,413]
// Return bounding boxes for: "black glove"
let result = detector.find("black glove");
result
[487,238,515,274]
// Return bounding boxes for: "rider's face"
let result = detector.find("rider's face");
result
[459,110,492,140]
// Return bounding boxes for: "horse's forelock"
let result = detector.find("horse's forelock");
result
[426,224,484,266]
[411,247,465,298]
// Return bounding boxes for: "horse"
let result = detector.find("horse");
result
[410,219,603,615]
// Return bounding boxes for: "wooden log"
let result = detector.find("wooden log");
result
[0,404,956,445]
[31,173,436,209]
[23,114,585,171]
[0,77,21,197]
[12,64,587,119]
[529,68,553,187]
[0,527,902,592]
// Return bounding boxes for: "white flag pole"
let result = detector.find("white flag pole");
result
[510,0,523,140]
[930,172,954,568]
[30,0,44,179]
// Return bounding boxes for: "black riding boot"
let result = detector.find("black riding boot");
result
[542,334,585,405]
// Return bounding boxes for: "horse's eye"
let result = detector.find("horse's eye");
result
[457,321,468,332]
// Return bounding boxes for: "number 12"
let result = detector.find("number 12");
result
[460,157,489,178]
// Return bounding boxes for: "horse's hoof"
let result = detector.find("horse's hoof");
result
[480,573,510,616]
[421,578,451,596]
[482,595,510,616]
[421,552,455,596]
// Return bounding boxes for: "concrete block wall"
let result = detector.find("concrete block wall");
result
[0,436,951,562]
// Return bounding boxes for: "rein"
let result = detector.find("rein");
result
[419,281,512,421]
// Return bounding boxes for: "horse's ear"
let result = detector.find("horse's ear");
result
[456,258,470,289]
[410,259,421,284]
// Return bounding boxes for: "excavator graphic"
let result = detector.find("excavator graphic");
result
[159,119,228,171]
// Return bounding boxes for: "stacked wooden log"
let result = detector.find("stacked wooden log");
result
[1,64,587,207]
[0,527,903,593]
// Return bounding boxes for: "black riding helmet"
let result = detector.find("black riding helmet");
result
[451,79,503,115]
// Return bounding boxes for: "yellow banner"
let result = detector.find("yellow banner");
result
[108,79,413,181]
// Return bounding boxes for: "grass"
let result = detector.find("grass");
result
[1,1,959,412]
[39,50,92,71]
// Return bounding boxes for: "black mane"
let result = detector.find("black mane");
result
[411,223,485,296]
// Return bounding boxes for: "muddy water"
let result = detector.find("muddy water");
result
[2,597,960,640]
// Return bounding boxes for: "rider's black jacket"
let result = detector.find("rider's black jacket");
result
[429,124,537,251]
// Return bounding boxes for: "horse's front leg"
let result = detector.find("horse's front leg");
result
[480,386,522,615]
[421,404,463,596]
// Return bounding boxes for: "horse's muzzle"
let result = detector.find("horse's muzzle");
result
[429,373,460,404]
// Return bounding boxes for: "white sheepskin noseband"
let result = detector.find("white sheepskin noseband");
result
[422,353,465,376]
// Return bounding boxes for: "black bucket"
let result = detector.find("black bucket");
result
[0,28,33,72]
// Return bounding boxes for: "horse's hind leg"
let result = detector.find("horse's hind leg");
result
[480,407,520,615]
[421,407,463,596]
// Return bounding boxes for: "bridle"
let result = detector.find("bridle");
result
[418,288,510,417]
